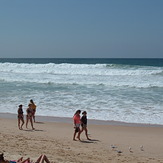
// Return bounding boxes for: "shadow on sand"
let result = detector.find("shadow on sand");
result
[34,121,45,124]
[23,129,44,132]
[80,139,100,143]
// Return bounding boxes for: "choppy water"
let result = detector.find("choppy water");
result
[0,58,163,124]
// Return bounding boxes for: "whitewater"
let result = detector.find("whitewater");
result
[0,60,163,125]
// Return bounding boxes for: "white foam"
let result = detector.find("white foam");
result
[0,63,163,88]
[0,62,163,125]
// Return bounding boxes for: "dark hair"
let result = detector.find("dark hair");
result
[19,104,23,107]
[82,111,87,115]
[0,153,4,161]
[74,110,81,115]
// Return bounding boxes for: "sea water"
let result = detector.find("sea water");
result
[0,58,163,125]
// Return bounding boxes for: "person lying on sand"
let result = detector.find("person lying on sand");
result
[0,153,50,163]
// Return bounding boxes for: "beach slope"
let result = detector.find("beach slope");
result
[0,115,163,163]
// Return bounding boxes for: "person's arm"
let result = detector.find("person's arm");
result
[80,116,83,125]
[73,116,77,127]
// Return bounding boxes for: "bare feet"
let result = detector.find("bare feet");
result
[77,136,81,141]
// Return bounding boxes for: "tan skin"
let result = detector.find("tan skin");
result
[80,112,91,140]
[30,99,36,123]
[18,116,24,130]
[17,105,24,130]
[73,110,81,141]
[0,154,50,163]
[26,104,35,130]
[18,155,50,163]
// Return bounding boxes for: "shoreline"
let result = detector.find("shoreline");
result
[0,112,163,128]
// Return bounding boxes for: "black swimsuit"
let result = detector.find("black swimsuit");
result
[18,108,24,119]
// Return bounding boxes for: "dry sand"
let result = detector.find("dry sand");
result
[0,113,163,163]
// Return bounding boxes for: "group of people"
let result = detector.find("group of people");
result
[14,103,90,162]
[73,110,91,141]
[17,99,37,130]
[0,153,50,163]
[17,100,91,141]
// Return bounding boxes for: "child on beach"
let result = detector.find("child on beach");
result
[80,111,91,140]
[73,110,81,141]
[26,104,35,130]
[17,104,24,130]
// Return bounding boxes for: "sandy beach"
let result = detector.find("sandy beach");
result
[0,113,163,163]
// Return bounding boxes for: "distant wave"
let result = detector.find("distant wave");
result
[0,78,163,89]
[153,70,163,76]
[0,62,163,89]
[0,62,162,76]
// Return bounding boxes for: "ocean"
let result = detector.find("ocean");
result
[0,58,163,125]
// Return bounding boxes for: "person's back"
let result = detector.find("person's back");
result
[29,99,36,122]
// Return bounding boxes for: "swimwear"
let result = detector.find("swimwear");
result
[75,127,80,132]
[26,108,33,118]
[18,114,24,119]
[81,116,87,125]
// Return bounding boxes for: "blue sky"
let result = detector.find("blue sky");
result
[0,0,163,58]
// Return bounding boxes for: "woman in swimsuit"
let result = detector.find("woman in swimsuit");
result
[17,104,24,130]
[29,99,37,123]
[26,104,35,130]
[80,111,91,140]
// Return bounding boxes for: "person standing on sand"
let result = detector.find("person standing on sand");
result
[80,111,91,140]
[17,104,24,130]
[29,99,36,122]
[73,110,81,141]
[26,104,35,130]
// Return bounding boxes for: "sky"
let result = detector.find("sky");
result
[0,0,163,58]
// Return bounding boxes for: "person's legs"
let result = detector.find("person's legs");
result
[76,128,81,141]
[21,118,24,129]
[85,128,91,140]
[36,155,50,163]
[30,118,34,130]
[26,117,29,128]
[21,158,30,163]
[43,155,50,163]
[35,155,42,163]
[77,127,84,140]
[18,118,21,129]
[17,157,23,163]
[33,115,35,123]
[73,131,77,140]
[33,110,36,122]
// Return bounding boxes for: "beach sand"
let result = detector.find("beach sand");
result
[0,113,163,163]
